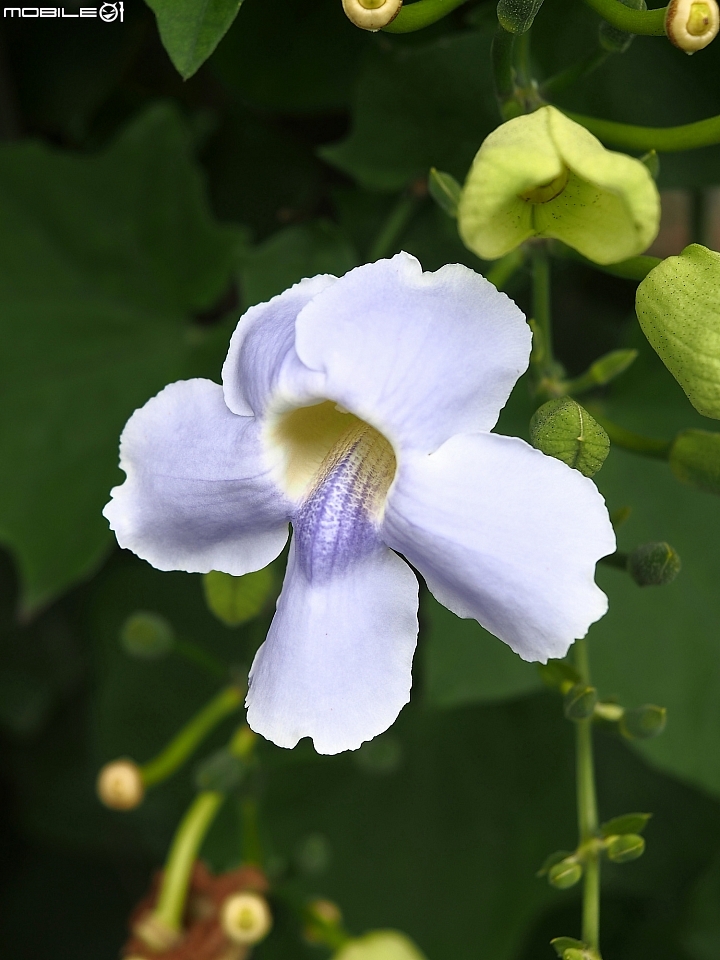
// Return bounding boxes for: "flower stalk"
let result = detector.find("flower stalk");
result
[141,684,244,788]
[573,637,601,956]
[579,0,667,33]
[563,110,720,152]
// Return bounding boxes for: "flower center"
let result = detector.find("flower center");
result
[519,167,569,204]
[268,401,396,580]
[687,0,711,33]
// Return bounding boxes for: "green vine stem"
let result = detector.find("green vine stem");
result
[564,110,720,152]
[153,790,225,935]
[141,684,244,788]
[573,637,602,955]
[579,0,667,34]
[590,412,672,459]
[492,26,523,120]
[382,0,471,33]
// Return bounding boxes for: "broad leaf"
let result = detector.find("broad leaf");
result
[146,0,245,79]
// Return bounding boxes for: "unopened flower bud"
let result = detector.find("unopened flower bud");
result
[97,759,144,810]
[334,931,428,960]
[620,704,667,739]
[627,541,681,586]
[428,168,461,219]
[670,429,720,495]
[497,0,546,33]
[342,0,403,30]
[549,857,583,889]
[221,892,273,945]
[120,611,175,659]
[666,0,719,51]
[564,683,598,721]
[605,833,646,862]
[530,398,610,477]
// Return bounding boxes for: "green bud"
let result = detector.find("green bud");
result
[627,541,681,586]
[458,106,660,265]
[194,747,246,793]
[428,168,461,218]
[670,429,720,495]
[549,857,583,889]
[563,951,588,960]
[564,683,598,721]
[120,611,175,659]
[605,833,646,862]
[537,849,574,877]
[530,398,610,477]
[599,0,647,51]
[551,938,586,960]
[636,245,720,419]
[588,349,638,387]
[538,659,581,692]
[203,567,274,627]
[497,0,545,33]
[600,812,652,837]
[639,149,660,180]
[620,704,667,739]
[333,931,428,960]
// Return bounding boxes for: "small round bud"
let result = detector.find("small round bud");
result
[530,398,610,477]
[97,759,144,810]
[342,0,403,31]
[120,611,175,659]
[627,542,681,586]
[221,892,273,945]
[548,857,583,889]
[564,683,598,722]
[620,704,667,739]
[666,0,719,50]
[605,833,645,862]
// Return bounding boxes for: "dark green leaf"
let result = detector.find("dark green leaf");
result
[146,0,245,80]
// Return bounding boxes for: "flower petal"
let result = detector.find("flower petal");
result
[245,539,419,754]
[103,379,291,575]
[382,432,615,661]
[293,254,531,454]
[222,275,335,418]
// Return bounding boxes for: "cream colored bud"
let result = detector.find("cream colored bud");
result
[96,759,144,810]
[132,912,181,952]
[666,0,719,51]
[221,892,273,945]
[342,0,403,31]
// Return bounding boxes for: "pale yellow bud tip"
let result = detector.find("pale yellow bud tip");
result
[666,0,719,51]
[341,0,403,31]
[221,892,273,945]
[97,759,144,810]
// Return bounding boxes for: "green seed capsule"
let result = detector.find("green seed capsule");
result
[530,398,610,477]
[627,542,681,586]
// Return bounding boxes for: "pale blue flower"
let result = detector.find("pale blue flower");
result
[104,254,615,754]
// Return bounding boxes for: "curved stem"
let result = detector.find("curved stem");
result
[580,0,667,33]
[590,412,672,459]
[563,110,720,152]
[573,638,601,954]
[153,791,225,933]
[382,0,471,33]
[140,685,244,788]
[492,26,523,121]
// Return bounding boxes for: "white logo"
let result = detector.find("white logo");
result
[3,4,124,19]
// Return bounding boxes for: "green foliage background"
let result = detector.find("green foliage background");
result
[1,1,720,958]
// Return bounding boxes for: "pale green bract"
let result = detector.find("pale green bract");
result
[458,106,660,265]
[636,244,720,420]
[334,931,428,960]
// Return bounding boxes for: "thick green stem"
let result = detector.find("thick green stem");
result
[140,685,244,788]
[382,0,471,33]
[580,0,667,33]
[369,194,420,262]
[573,638,601,954]
[590,412,672,460]
[492,27,523,120]
[153,791,225,933]
[563,110,720,152]
[531,243,556,383]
